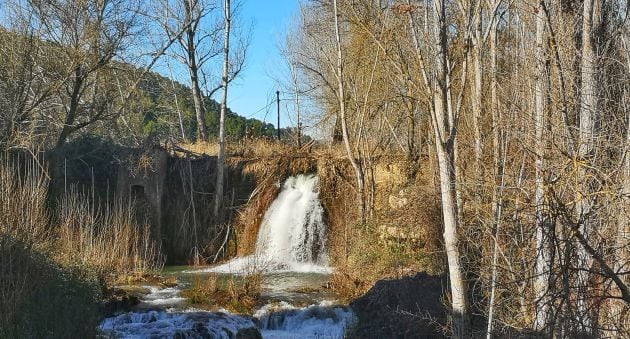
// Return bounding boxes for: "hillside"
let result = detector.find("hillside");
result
[135,69,282,142]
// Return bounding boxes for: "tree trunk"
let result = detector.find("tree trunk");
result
[214,0,231,223]
[575,0,601,332]
[431,1,468,337]
[185,0,208,142]
[167,62,187,141]
[333,0,366,224]
[609,38,630,334]
[486,16,502,339]
[611,101,629,332]
[472,3,483,196]
[533,1,552,332]
[55,65,85,150]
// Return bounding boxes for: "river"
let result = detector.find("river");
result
[100,174,356,338]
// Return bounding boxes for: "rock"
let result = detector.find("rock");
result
[102,287,141,315]
[378,225,424,244]
[349,272,447,339]
[388,194,409,210]
[236,327,263,339]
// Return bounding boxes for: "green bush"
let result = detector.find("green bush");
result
[0,235,101,338]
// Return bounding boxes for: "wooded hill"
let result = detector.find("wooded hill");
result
[0,27,282,150]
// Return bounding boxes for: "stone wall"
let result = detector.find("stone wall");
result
[116,146,168,243]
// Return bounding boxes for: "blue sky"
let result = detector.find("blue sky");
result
[225,0,299,127]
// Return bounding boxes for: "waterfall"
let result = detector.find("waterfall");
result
[255,174,327,268]
[195,174,329,274]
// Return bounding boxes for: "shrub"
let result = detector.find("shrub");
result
[226,273,263,314]
[331,216,444,300]
[183,272,263,314]
[182,274,220,306]
[0,235,101,338]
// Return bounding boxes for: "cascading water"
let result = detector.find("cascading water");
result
[101,174,357,339]
[255,174,327,269]
[195,173,329,274]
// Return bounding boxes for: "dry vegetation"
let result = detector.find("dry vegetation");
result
[328,164,445,299]
[56,193,162,279]
[178,138,295,159]
[182,272,263,314]
[0,157,161,336]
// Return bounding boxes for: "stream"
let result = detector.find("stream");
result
[99,267,355,338]
[99,174,356,338]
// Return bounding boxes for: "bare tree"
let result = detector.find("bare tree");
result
[574,0,601,331]
[429,1,470,336]
[0,15,61,148]
[213,0,230,222]
[158,0,247,142]
[332,0,367,223]
[533,0,552,332]
[23,0,141,151]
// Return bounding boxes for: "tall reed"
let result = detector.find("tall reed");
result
[55,192,163,279]
[0,157,51,246]
[0,156,162,280]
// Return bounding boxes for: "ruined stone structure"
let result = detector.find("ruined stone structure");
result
[116,147,168,242]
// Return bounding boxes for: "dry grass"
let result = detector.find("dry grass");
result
[225,272,263,314]
[55,193,163,280]
[179,141,219,156]
[0,158,51,247]
[182,272,263,314]
[0,157,162,281]
[178,138,295,159]
[0,158,102,337]
[182,274,219,306]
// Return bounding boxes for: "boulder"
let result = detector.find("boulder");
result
[236,327,263,339]
[349,272,447,339]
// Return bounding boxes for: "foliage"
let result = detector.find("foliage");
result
[330,213,443,300]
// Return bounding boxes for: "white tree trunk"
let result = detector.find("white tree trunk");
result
[575,0,600,331]
[533,1,552,332]
[431,1,468,337]
[472,3,483,194]
[214,0,231,222]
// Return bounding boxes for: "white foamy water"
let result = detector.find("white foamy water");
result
[99,309,258,338]
[190,174,329,274]
[98,175,354,337]
[100,299,355,339]
[255,301,356,339]
[140,286,186,307]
